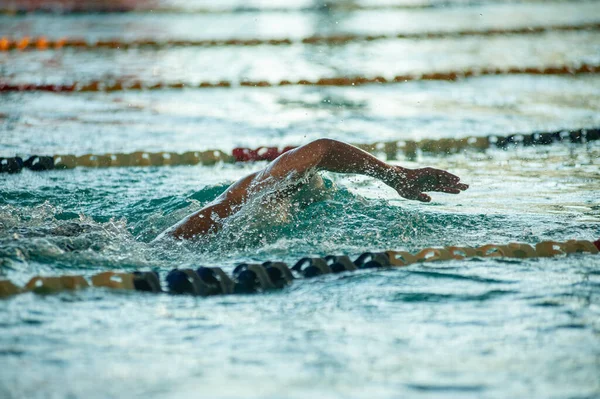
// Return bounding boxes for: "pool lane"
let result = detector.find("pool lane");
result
[2,75,599,156]
[1,1,599,40]
[2,31,599,85]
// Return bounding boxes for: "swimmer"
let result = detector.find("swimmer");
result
[161,139,468,239]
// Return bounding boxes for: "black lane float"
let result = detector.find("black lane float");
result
[1,239,598,299]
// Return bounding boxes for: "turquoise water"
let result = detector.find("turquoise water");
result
[1,1,600,398]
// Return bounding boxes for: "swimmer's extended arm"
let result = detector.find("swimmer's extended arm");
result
[265,138,468,202]
[164,139,467,239]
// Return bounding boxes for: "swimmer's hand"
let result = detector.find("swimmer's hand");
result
[388,167,469,202]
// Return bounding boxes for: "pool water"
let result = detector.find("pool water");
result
[1,1,600,398]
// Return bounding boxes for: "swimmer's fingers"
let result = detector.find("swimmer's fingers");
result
[417,193,432,202]
[403,184,467,202]
[444,171,461,184]
[398,168,467,201]
[433,186,461,194]
[425,167,459,180]
[398,189,431,202]
[416,168,462,190]
[431,183,469,194]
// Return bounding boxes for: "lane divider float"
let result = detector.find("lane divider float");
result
[1,63,599,94]
[3,23,599,51]
[1,126,597,174]
[1,238,598,298]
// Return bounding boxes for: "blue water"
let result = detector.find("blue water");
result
[1,1,600,398]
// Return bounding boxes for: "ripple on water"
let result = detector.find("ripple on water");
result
[392,289,518,303]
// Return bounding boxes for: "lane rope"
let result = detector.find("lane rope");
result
[2,23,599,51]
[1,238,598,298]
[1,126,597,173]
[1,63,599,94]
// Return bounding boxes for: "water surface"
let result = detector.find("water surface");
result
[1,1,599,398]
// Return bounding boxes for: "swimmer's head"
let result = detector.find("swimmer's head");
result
[296,174,330,207]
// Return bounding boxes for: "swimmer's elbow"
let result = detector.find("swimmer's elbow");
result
[304,138,336,163]
[309,138,337,152]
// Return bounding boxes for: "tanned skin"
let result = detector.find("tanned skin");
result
[162,139,468,240]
